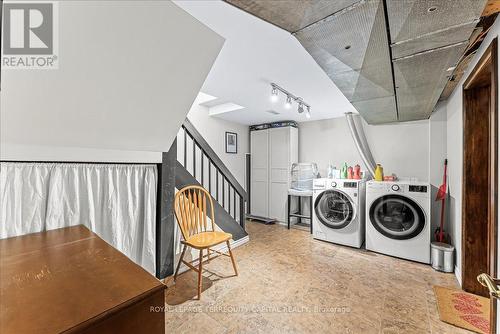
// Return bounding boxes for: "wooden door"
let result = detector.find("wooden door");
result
[462,38,498,333]
[462,86,491,296]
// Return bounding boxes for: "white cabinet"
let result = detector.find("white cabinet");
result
[250,129,269,217]
[250,126,298,222]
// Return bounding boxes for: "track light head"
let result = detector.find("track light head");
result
[305,106,311,119]
[270,87,278,102]
[284,95,292,109]
[298,102,304,113]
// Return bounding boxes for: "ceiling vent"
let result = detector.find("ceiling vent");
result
[265,110,280,115]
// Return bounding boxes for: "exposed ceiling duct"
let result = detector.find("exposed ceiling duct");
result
[225,0,489,124]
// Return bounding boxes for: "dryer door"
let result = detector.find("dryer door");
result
[369,194,425,240]
[314,189,355,229]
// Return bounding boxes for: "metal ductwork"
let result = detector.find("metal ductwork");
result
[225,0,488,124]
[345,112,376,177]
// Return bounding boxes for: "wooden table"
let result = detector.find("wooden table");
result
[0,225,165,334]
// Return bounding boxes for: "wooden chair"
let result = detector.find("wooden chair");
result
[173,185,238,300]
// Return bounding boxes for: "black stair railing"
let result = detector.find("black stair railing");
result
[179,119,247,229]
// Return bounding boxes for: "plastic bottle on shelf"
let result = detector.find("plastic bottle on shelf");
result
[340,163,348,179]
[333,168,340,179]
[353,165,361,179]
[347,166,353,179]
[374,164,384,181]
[327,164,334,179]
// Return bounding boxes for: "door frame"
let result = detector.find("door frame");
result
[462,37,498,333]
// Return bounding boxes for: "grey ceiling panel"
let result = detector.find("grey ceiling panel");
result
[295,0,380,73]
[225,0,360,33]
[394,42,467,121]
[391,21,477,58]
[352,96,398,124]
[295,0,395,112]
[386,0,487,44]
[330,70,359,101]
[224,0,486,124]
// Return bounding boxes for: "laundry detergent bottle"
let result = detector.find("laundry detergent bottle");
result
[374,164,384,181]
[353,165,361,179]
[347,166,353,179]
[340,163,348,179]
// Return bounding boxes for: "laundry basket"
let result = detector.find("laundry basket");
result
[291,163,318,191]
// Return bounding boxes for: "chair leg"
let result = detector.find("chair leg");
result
[227,240,238,276]
[207,248,211,263]
[174,244,187,281]
[197,249,203,300]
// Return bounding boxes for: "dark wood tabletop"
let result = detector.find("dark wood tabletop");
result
[0,225,165,334]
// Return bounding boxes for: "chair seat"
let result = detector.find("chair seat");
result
[183,231,232,249]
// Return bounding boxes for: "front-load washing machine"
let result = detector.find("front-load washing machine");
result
[365,180,431,264]
[312,178,366,248]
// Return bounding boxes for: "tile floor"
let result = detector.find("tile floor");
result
[165,221,471,333]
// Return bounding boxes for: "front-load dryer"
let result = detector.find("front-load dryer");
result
[312,178,366,248]
[365,181,431,264]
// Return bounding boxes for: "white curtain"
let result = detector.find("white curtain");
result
[0,162,157,275]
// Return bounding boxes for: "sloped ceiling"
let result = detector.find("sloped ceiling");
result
[225,0,487,124]
[1,1,224,153]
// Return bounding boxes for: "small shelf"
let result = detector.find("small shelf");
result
[289,212,312,220]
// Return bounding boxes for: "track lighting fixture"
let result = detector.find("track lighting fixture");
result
[269,83,311,118]
[270,86,278,102]
[298,102,304,114]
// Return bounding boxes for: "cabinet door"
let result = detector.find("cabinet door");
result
[250,130,269,217]
[269,127,290,222]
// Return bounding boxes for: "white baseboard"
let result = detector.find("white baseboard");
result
[454,265,462,286]
[174,235,250,276]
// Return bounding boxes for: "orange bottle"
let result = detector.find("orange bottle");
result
[353,165,361,179]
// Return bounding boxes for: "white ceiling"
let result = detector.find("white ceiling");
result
[174,0,356,125]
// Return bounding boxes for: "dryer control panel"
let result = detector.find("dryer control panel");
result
[409,185,428,193]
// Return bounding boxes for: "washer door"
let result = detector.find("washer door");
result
[314,190,354,229]
[369,194,425,240]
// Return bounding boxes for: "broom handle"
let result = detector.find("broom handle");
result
[439,159,448,242]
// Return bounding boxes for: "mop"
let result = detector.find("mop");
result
[435,159,448,242]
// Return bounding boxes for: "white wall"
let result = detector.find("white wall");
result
[1,1,223,162]
[174,97,250,270]
[298,116,430,181]
[442,16,500,289]
[186,102,250,188]
[429,102,448,233]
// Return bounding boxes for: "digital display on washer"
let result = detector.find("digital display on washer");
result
[343,182,357,188]
[409,185,428,193]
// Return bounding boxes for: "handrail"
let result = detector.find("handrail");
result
[182,119,248,201]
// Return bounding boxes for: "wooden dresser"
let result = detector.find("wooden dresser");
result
[0,225,165,334]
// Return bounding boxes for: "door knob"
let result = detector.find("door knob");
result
[477,273,500,298]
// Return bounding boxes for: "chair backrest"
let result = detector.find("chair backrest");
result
[174,185,215,240]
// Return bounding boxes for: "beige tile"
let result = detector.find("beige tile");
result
[165,221,473,334]
[175,312,228,334]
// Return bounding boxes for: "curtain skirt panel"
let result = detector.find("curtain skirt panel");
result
[0,162,157,275]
